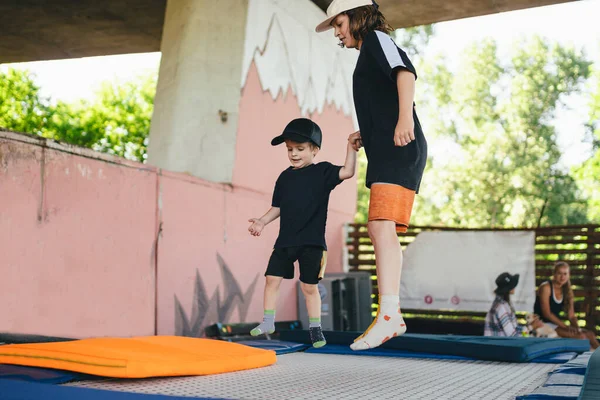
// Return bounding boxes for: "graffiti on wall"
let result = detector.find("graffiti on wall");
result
[174,253,259,337]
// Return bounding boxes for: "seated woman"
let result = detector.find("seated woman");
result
[534,261,599,349]
[485,272,542,336]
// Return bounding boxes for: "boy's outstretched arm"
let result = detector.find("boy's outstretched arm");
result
[339,132,360,180]
[248,207,280,236]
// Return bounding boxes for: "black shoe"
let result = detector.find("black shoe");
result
[309,326,326,348]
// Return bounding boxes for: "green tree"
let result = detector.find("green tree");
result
[573,67,600,222]
[87,75,156,162]
[46,75,156,162]
[0,68,156,163]
[412,37,591,227]
[0,69,50,134]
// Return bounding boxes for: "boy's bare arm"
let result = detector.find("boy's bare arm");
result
[259,207,281,225]
[339,134,359,180]
[248,207,280,237]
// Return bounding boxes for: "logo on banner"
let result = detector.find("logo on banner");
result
[424,295,433,304]
[451,296,460,305]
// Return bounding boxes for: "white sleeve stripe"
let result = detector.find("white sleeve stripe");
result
[374,31,405,70]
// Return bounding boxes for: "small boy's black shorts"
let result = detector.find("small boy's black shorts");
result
[265,246,327,284]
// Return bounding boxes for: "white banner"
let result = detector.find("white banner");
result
[399,231,536,312]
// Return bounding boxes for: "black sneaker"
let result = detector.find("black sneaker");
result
[309,326,326,348]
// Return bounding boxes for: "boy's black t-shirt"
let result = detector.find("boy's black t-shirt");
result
[272,162,343,250]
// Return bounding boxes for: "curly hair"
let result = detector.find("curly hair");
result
[344,5,393,43]
[554,261,575,314]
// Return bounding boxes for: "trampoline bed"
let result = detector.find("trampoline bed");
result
[1,332,597,400]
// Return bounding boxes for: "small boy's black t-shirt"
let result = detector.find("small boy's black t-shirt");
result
[272,162,343,250]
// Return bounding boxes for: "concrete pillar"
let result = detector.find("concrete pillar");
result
[147,0,249,183]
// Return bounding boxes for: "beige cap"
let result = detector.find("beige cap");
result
[315,0,374,33]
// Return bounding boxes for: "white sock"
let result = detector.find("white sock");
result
[350,295,406,351]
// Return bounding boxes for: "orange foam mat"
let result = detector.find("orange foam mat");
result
[0,336,276,378]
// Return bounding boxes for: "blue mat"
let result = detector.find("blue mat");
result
[0,364,94,384]
[0,379,228,400]
[544,373,584,387]
[579,347,600,400]
[554,352,594,375]
[236,339,309,355]
[306,344,473,360]
[0,333,74,344]
[306,344,577,363]
[516,386,582,400]
[532,352,579,364]
[279,331,589,363]
[515,351,596,399]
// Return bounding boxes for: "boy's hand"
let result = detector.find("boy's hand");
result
[394,117,415,146]
[248,218,265,236]
[348,131,362,151]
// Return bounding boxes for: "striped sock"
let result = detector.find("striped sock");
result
[250,309,275,336]
[309,317,321,328]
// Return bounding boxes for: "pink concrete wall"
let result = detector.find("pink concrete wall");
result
[155,175,281,335]
[0,134,157,338]
[0,65,356,340]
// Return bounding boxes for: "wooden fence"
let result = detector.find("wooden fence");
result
[345,224,600,333]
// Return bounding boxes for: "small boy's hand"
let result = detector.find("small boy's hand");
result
[394,117,415,146]
[348,131,362,151]
[248,218,265,236]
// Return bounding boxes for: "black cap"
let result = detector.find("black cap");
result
[495,272,520,294]
[271,118,322,148]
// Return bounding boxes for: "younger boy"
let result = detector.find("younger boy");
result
[248,118,360,347]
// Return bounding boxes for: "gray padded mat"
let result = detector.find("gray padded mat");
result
[67,352,558,399]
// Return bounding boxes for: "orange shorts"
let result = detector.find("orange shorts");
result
[368,183,416,233]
